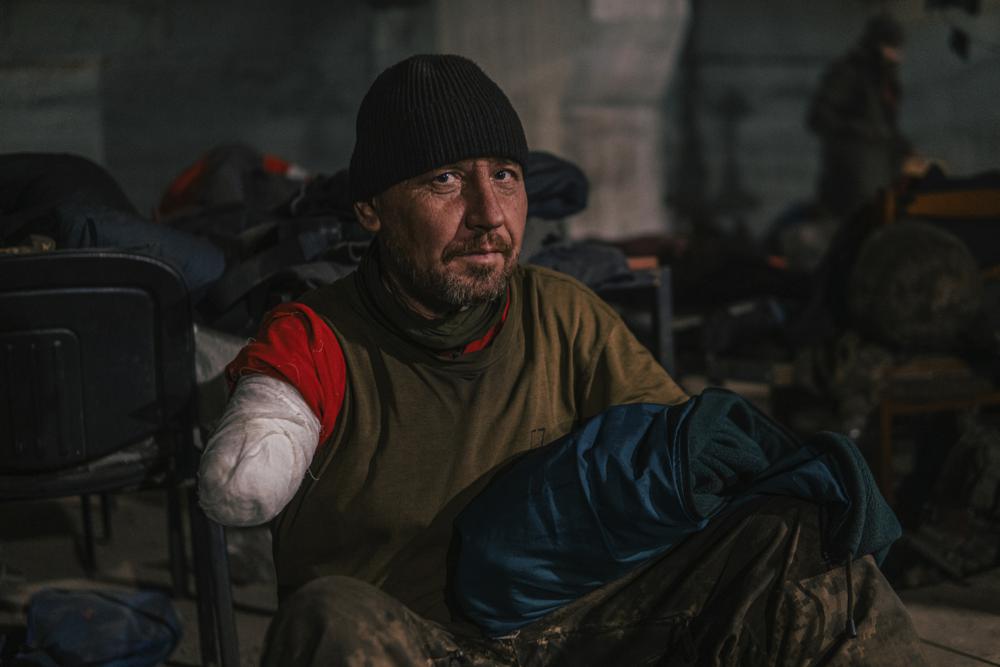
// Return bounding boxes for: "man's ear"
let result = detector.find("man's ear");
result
[354,200,382,233]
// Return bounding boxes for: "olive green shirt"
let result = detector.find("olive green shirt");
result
[272,264,687,612]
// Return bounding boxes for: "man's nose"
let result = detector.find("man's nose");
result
[464,176,506,232]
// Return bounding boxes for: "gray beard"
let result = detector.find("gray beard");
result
[379,235,516,311]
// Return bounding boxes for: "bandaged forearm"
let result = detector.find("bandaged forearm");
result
[198,374,320,526]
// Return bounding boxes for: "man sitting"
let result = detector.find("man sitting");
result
[199,54,926,666]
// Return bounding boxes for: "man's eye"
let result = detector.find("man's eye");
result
[495,169,516,181]
[432,172,457,184]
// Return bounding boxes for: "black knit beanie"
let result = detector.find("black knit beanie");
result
[349,54,529,203]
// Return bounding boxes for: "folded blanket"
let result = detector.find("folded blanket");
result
[450,388,900,636]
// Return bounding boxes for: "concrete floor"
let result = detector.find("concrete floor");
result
[2,491,999,666]
[0,490,276,666]
[901,569,1000,666]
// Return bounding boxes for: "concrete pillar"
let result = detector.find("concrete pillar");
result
[433,0,689,240]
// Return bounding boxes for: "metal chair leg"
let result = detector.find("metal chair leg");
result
[189,486,220,666]
[188,486,239,667]
[99,492,113,542]
[166,482,188,597]
[206,518,239,667]
[79,494,97,573]
[655,266,676,375]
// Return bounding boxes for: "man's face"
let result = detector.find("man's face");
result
[355,157,527,318]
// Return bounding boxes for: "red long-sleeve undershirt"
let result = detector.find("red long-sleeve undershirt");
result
[225,295,510,445]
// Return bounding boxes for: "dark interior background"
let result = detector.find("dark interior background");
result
[3,0,998,240]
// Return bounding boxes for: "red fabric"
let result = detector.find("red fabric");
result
[261,154,291,175]
[227,293,511,445]
[159,158,207,216]
[160,152,292,217]
[225,303,346,444]
[461,286,510,354]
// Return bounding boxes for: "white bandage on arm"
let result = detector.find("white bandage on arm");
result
[198,374,321,527]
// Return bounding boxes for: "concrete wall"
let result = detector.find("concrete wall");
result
[3,1,999,239]
[433,0,689,240]
[689,0,1000,236]
[0,0,690,239]
[0,0,380,215]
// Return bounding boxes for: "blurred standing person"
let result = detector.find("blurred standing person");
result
[807,14,927,218]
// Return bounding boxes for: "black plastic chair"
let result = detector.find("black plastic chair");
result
[0,249,239,667]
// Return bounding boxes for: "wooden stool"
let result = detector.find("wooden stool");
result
[875,356,1000,505]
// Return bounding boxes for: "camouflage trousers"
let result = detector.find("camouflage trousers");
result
[261,498,927,666]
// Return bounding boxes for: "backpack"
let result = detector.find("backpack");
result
[14,588,182,667]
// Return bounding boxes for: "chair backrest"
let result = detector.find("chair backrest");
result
[597,265,675,375]
[0,250,195,473]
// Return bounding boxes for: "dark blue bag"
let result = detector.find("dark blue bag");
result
[16,588,181,667]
